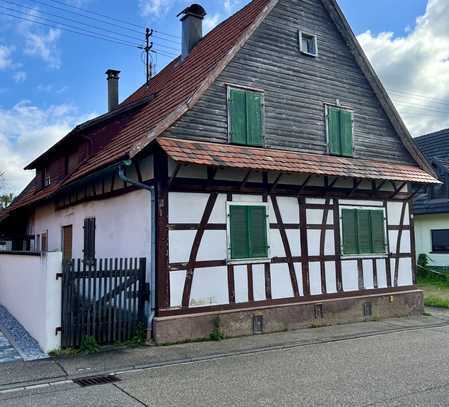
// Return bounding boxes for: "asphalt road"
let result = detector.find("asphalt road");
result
[2,324,449,406]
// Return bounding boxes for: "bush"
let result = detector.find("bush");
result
[80,336,99,353]
[209,317,225,341]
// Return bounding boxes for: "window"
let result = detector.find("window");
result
[227,203,269,261]
[432,230,449,253]
[299,31,318,57]
[341,208,386,256]
[228,87,264,147]
[83,218,96,263]
[43,168,51,187]
[62,225,73,262]
[326,105,353,157]
[41,231,48,252]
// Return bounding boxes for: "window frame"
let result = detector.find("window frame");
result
[339,205,388,259]
[226,84,265,148]
[325,104,354,157]
[431,229,449,253]
[299,31,318,57]
[83,217,96,264]
[226,201,271,265]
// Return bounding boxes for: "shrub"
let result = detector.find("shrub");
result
[80,336,99,353]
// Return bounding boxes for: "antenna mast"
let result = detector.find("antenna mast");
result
[144,28,153,84]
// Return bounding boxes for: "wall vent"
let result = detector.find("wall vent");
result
[363,302,373,318]
[314,304,324,320]
[253,315,264,335]
[74,375,121,388]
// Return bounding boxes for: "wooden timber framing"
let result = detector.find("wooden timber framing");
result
[271,195,300,297]
[154,148,170,312]
[161,174,416,316]
[169,177,413,201]
[181,192,218,307]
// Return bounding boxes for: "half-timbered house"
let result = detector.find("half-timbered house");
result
[0,0,439,344]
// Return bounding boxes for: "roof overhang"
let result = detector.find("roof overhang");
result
[157,137,440,184]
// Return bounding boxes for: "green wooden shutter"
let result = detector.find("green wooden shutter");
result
[246,91,263,146]
[248,206,268,258]
[357,209,372,254]
[370,210,386,253]
[229,206,250,259]
[340,110,353,157]
[230,89,247,145]
[342,209,358,255]
[328,107,341,155]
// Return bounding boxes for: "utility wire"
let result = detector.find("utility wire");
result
[40,0,145,30]
[0,1,180,55]
[0,9,140,48]
[20,0,144,35]
[0,0,144,42]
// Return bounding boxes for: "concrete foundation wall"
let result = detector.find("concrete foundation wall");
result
[153,290,423,344]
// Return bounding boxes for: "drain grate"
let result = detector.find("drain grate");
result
[74,375,121,387]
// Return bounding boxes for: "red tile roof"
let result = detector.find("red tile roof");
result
[158,138,440,184]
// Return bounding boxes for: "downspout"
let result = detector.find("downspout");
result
[118,160,156,331]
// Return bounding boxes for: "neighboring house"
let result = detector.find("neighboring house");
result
[414,129,449,269]
[0,0,439,344]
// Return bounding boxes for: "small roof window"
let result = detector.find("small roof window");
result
[299,31,318,57]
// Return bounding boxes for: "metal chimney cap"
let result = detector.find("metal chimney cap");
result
[177,4,206,20]
[105,69,120,79]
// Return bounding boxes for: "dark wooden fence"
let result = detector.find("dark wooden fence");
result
[61,257,148,348]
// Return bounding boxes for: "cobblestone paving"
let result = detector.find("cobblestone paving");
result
[0,331,21,363]
[0,306,47,362]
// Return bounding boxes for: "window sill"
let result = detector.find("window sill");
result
[227,258,270,266]
[341,253,388,260]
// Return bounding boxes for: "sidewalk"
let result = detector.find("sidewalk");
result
[1,309,448,393]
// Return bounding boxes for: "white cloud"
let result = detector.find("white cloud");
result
[12,71,26,83]
[17,9,62,69]
[358,0,449,136]
[139,0,175,17]
[204,13,221,33]
[0,101,95,194]
[0,45,14,70]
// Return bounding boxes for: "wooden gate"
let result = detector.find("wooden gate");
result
[61,257,148,348]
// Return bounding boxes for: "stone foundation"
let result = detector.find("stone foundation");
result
[152,290,424,345]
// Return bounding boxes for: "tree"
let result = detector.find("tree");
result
[0,172,14,208]
[0,193,14,209]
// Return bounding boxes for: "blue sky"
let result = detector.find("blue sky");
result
[1,0,448,194]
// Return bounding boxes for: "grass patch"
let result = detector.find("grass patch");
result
[416,255,449,309]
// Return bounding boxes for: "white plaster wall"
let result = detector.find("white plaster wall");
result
[325,262,337,294]
[309,262,322,295]
[234,265,249,303]
[252,264,266,301]
[376,259,388,288]
[391,258,414,287]
[270,263,294,299]
[363,259,374,289]
[31,190,151,261]
[0,252,62,352]
[170,270,186,308]
[190,267,229,307]
[387,202,410,225]
[341,260,359,292]
[415,213,449,267]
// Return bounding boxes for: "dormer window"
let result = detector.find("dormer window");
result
[227,86,264,147]
[299,31,318,57]
[43,168,51,187]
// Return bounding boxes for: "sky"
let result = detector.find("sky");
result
[0,0,447,194]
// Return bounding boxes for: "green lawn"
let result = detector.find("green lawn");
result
[417,274,449,308]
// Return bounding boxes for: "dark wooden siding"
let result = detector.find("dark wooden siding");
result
[165,0,414,164]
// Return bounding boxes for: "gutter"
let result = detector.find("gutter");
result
[118,160,156,329]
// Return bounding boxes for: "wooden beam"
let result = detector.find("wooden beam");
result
[240,170,252,189]
[168,164,181,189]
[297,175,313,196]
[390,182,407,199]
[346,179,363,198]
[269,173,283,194]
